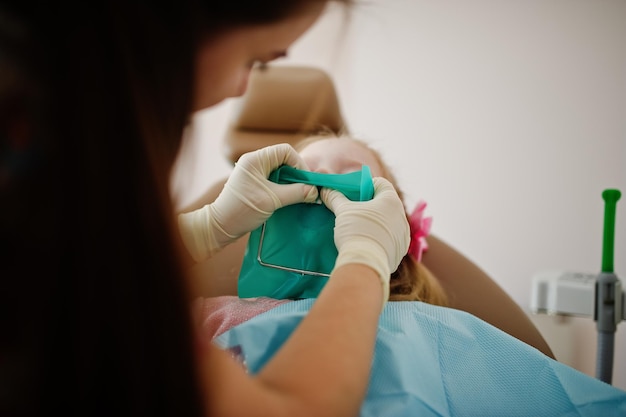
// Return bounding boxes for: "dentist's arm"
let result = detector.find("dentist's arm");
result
[200,265,382,417]
[198,177,410,417]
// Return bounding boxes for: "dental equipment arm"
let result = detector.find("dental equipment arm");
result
[530,188,623,383]
[595,189,622,384]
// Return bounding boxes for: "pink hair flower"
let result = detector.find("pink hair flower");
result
[407,200,432,263]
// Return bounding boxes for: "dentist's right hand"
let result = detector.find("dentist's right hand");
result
[178,143,318,262]
[321,177,410,305]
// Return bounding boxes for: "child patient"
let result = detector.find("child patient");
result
[194,134,626,417]
[195,132,448,340]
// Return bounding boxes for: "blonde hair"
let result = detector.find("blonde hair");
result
[295,133,449,307]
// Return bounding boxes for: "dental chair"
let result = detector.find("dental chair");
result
[182,64,556,360]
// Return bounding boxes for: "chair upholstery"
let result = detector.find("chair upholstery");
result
[222,64,347,164]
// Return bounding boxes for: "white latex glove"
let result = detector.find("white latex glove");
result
[178,143,319,262]
[321,177,410,305]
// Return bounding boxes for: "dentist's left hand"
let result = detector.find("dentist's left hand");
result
[178,143,319,262]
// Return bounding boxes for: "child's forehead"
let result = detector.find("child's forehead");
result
[299,137,374,155]
[298,137,385,176]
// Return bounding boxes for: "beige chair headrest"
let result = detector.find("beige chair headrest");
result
[222,65,347,164]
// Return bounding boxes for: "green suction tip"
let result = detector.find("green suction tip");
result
[601,189,621,273]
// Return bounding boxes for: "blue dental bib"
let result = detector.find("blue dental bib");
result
[237,165,374,299]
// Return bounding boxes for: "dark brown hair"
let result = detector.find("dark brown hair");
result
[0,1,352,416]
[295,133,449,306]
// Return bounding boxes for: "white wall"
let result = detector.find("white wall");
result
[171,0,626,390]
